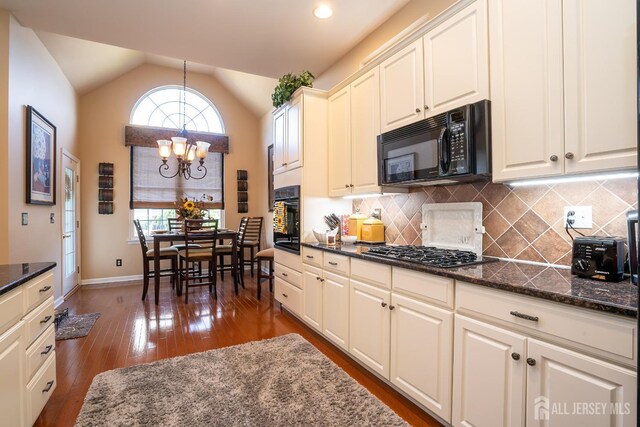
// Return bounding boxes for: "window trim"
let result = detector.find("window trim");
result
[128,208,225,242]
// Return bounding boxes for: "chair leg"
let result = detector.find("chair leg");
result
[239,251,245,288]
[142,261,150,301]
[184,259,190,303]
[269,259,274,293]
[250,247,255,277]
[171,257,176,290]
[219,254,225,280]
[257,258,262,300]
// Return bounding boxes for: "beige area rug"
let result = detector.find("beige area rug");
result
[75,333,409,426]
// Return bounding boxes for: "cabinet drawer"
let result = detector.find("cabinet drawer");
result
[456,281,637,362]
[26,324,55,382]
[27,351,56,426]
[275,278,302,316]
[0,287,24,336]
[302,247,323,268]
[274,248,302,273]
[274,262,302,289]
[351,258,391,289]
[24,272,54,313]
[23,297,54,347]
[392,267,454,309]
[323,252,350,276]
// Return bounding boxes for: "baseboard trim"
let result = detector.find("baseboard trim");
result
[54,296,65,308]
[81,274,143,286]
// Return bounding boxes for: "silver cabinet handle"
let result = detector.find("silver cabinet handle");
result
[549,155,558,162]
[565,152,574,160]
[510,311,539,322]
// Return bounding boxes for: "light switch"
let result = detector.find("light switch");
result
[21,213,28,226]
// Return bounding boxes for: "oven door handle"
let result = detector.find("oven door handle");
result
[438,127,450,175]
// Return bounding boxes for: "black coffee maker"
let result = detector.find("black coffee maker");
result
[626,210,638,285]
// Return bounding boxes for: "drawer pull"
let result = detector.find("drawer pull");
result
[42,380,54,393]
[381,302,387,308]
[527,358,536,366]
[281,272,288,277]
[39,286,51,293]
[328,261,338,266]
[41,345,53,355]
[389,305,395,310]
[511,352,520,361]
[282,293,288,298]
[305,255,314,259]
[510,311,539,322]
[40,315,52,324]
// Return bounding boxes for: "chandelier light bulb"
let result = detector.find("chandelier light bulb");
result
[314,4,332,19]
[171,137,187,157]
[196,141,210,159]
[157,140,172,160]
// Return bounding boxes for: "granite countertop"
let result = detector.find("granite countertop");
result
[301,242,638,318]
[0,262,57,297]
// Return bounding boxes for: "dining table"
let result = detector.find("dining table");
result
[152,229,239,304]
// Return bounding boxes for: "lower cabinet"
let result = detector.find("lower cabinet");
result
[322,272,349,351]
[274,277,302,316]
[302,265,323,332]
[452,314,637,427]
[0,321,26,427]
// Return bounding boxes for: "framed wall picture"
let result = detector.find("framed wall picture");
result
[26,106,56,205]
[268,144,274,212]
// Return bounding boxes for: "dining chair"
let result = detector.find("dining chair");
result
[241,217,264,277]
[217,217,247,287]
[178,219,219,303]
[133,220,179,301]
[255,247,274,300]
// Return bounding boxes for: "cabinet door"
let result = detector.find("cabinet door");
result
[328,86,352,197]
[380,39,424,133]
[322,272,349,351]
[273,107,287,175]
[350,68,381,194]
[349,279,391,378]
[423,0,489,116]
[489,0,564,181]
[526,339,636,427]
[452,315,526,427]
[563,0,637,174]
[302,265,323,332]
[285,96,303,171]
[390,293,453,422]
[0,322,25,427]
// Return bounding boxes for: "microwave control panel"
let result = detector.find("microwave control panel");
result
[446,110,470,174]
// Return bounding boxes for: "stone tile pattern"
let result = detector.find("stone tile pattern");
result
[352,178,638,266]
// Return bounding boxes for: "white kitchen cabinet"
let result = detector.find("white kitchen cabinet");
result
[322,272,349,351]
[349,278,391,378]
[562,0,637,174]
[380,39,424,133]
[423,0,489,116]
[452,315,526,427]
[302,265,323,332]
[272,92,303,175]
[526,339,636,427]
[0,321,26,427]
[490,0,637,182]
[390,293,453,421]
[328,86,351,197]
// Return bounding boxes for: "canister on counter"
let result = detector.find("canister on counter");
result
[348,212,367,240]
[360,217,385,243]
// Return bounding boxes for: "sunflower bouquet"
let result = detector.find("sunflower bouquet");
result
[175,194,213,220]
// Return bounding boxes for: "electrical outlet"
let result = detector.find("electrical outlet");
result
[49,213,55,224]
[116,259,122,267]
[564,206,592,229]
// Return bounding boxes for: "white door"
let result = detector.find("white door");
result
[272,107,287,175]
[423,0,489,116]
[390,293,453,422]
[328,86,352,197]
[562,0,637,174]
[452,315,526,427]
[0,323,25,427]
[62,152,80,296]
[350,68,381,194]
[302,265,323,332]
[489,0,564,181]
[380,39,425,133]
[349,278,391,378]
[526,339,636,427]
[285,95,303,171]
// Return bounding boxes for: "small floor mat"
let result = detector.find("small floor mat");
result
[55,313,101,340]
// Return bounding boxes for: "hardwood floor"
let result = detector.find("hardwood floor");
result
[36,274,442,427]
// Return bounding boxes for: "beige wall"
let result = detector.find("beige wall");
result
[79,63,263,281]
[5,15,79,300]
[260,113,274,247]
[0,11,9,264]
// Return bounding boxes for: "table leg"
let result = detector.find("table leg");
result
[154,236,161,305]
[232,238,238,295]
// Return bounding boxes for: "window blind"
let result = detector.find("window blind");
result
[130,147,224,209]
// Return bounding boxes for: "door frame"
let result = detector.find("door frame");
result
[60,148,81,298]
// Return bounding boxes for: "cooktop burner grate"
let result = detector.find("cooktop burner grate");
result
[364,245,496,268]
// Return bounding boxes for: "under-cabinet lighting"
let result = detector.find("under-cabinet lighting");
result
[508,171,639,187]
[343,193,384,200]
[313,5,333,19]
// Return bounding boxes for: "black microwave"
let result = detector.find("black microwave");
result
[377,100,491,186]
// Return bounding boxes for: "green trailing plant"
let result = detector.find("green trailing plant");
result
[271,70,315,108]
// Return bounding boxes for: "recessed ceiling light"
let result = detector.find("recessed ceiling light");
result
[314,5,333,19]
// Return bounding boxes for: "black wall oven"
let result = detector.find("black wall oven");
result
[273,185,300,254]
[377,100,491,186]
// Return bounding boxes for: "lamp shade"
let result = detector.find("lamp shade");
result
[171,137,187,157]
[186,147,196,162]
[157,140,172,160]
[196,141,210,159]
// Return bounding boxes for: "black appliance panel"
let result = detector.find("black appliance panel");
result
[571,236,625,282]
[273,185,300,254]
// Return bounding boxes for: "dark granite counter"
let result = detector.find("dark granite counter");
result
[302,242,638,318]
[0,262,57,297]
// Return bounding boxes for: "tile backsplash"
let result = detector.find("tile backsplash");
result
[352,178,638,266]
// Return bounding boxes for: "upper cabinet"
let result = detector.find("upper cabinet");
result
[328,68,382,197]
[491,0,637,181]
[423,0,489,116]
[380,0,489,133]
[273,93,304,175]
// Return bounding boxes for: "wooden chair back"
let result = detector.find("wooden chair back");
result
[133,220,149,255]
[243,217,263,246]
[167,217,183,232]
[183,219,219,260]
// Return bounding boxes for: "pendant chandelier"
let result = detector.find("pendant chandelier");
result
[156,61,210,180]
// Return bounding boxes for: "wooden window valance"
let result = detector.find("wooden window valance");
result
[124,125,229,154]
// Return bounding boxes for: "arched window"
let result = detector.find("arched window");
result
[130,85,225,133]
